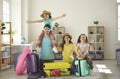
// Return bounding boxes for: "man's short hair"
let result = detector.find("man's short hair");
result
[44,24,50,29]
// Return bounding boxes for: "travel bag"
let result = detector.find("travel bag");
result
[26,50,46,79]
[44,62,71,76]
[74,59,90,76]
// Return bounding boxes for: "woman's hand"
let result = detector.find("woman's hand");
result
[27,20,31,24]
[62,13,66,17]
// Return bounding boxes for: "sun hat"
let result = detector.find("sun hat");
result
[63,33,72,39]
[40,10,51,18]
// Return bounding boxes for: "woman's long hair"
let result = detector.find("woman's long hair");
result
[77,34,88,43]
[61,34,73,51]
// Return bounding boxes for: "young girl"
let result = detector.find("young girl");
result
[76,34,93,70]
[61,33,79,63]
[27,10,66,52]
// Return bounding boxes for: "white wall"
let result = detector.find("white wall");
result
[24,0,117,59]
[11,0,21,43]
[0,0,3,20]
[21,0,28,43]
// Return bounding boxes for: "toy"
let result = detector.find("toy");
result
[15,48,31,75]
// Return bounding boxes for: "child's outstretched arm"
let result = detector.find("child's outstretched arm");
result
[52,13,66,21]
[27,19,43,24]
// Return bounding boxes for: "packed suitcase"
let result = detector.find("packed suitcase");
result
[44,62,71,76]
[74,59,90,77]
[26,50,46,79]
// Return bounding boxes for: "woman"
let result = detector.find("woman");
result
[61,33,79,63]
[39,24,55,62]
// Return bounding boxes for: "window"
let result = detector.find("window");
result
[117,1,120,41]
[3,0,10,22]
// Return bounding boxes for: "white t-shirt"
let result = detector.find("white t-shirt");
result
[77,43,89,55]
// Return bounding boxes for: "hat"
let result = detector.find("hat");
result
[63,33,72,39]
[40,10,51,18]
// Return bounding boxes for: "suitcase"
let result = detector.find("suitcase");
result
[44,70,51,77]
[26,52,40,74]
[44,62,71,70]
[44,62,71,76]
[116,48,120,64]
[74,59,90,76]
[60,69,70,76]
[26,50,46,78]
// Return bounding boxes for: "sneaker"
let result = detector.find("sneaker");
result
[53,47,58,53]
[36,47,41,55]
[90,70,94,76]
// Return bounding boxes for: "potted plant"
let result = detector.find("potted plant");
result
[93,20,99,26]
[0,23,6,34]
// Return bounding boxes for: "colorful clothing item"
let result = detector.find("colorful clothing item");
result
[77,43,89,56]
[40,37,54,60]
[77,43,93,69]
[62,44,76,63]
[42,18,53,30]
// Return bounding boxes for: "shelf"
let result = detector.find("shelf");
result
[1,65,11,70]
[53,26,65,60]
[0,21,12,71]
[2,56,10,59]
[1,33,10,35]
[88,26,104,60]
[53,26,65,34]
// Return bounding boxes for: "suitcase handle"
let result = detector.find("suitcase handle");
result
[32,50,37,53]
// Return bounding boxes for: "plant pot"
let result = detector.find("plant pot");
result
[1,31,3,34]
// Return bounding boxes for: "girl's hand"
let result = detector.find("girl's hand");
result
[81,55,86,59]
[27,20,31,24]
[76,55,80,59]
[62,14,66,17]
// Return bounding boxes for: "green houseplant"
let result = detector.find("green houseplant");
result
[93,20,99,26]
[1,23,6,34]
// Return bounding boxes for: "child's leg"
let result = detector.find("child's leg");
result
[49,31,58,53]
[37,31,44,47]
[84,56,93,70]
[49,31,57,46]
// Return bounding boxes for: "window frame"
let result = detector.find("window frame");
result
[3,0,10,22]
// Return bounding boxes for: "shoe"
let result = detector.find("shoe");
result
[36,47,41,55]
[90,70,94,76]
[53,47,58,53]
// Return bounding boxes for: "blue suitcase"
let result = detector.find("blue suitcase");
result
[74,59,90,76]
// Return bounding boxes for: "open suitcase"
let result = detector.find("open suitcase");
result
[44,62,71,76]
[74,59,90,77]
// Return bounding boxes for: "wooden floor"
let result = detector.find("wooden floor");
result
[0,59,120,79]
